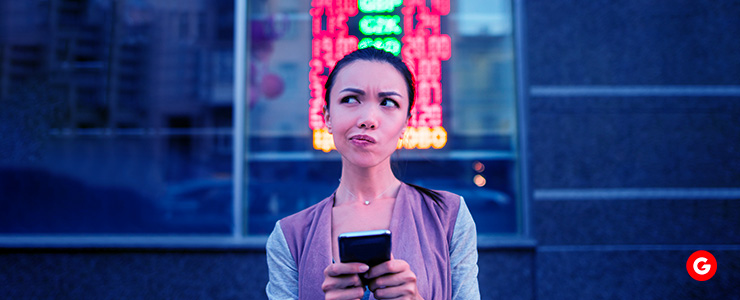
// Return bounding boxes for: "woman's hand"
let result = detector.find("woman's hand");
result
[365,256,424,300]
[322,262,369,300]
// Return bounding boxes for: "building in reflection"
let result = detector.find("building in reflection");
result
[0,0,236,182]
[0,0,235,131]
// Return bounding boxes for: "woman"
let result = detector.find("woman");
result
[266,47,479,300]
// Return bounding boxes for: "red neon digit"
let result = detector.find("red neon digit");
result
[430,0,450,16]
[429,80,442,104]
[423,10,441,34]
[417,59,441,81]
[312,0,331,8]
[403,0,426,8]
[335,36,359,60]
[401,5,416,35]
[401,36,425,60]
[428,34,451,60]
[333,0,358,16]
[334,14,349,35]
[428,104,442,127]
[417,81,432,106]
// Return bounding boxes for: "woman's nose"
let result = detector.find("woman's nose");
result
[357,107,378,129]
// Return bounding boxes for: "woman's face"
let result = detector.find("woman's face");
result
[324,60,410,169]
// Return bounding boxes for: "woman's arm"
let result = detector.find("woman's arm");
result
[266,221,300,299]
[450,197,480,300]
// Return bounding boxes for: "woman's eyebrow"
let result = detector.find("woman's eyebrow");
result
[339,88,365,95]
[378,91,401,98]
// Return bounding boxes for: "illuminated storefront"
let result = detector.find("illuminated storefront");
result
[248,0,521,235]
[0,0,520,237]
[309,0,451,152]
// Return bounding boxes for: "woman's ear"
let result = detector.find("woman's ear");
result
[400,115,411,139]
[323,106,332,133]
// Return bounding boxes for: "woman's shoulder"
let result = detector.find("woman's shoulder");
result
[402,183,465,245]
[404,183,462,208]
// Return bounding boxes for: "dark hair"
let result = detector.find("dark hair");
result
[324,47,416,115]
[406,182,445,208]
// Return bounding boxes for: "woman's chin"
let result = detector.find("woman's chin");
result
[337,151,386,169]
[336,142,395,168]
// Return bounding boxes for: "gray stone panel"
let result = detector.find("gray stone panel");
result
[534,199,740,245]
[536,250,740,299]
[0,251,269,299]
[529,97,740,189]
[527,0,740,85]
[478,250,535,300]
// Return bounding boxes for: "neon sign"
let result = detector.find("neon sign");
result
[359,0,403,13]
[310,0,451,152]
[359,15,402,35]
[358,37,401,56]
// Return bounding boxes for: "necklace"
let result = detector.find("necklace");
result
[340,180,399,205]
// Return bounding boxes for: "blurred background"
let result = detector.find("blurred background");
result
[0,0,738,299]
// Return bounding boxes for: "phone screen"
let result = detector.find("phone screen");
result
[338,230,392,267]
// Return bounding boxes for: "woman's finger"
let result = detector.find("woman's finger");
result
[322,273,363,291]
[324,286,366,300]
[325,262,370,277]
[370,284,418,299]
[365,258,409,279]
[322,262,370,298]
[367,270,417,293]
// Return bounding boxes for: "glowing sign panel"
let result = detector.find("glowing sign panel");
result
[310,0,451,152]
[359,0,403,13]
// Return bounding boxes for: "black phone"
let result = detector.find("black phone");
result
[338,229,392,267]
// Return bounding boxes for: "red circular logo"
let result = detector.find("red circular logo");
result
[686,250,717,281]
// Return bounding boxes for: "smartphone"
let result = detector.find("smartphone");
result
[338,229,392,267]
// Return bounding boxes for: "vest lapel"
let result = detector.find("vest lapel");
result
[388,183,431,299]
[299,195,334,299]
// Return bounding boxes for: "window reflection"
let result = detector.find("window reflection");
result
[0,0,235,234]
[246,0,519,235]
[0,0,521,237]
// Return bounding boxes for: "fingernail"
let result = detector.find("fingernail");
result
[359,265,369,272]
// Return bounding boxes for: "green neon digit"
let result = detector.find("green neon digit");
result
[358,37,401,56]
[359,0,403,13]
[359,38,373,49]
[383,37,401,56]
[359,15,401,35]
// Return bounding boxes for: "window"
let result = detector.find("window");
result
[0,0,235,235]
[0,0,522,244]
[244,0,520,235]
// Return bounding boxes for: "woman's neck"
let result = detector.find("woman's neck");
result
[337,158,401,205]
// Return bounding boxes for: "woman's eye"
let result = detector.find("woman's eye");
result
[381,98,399,108]
[340,96,359,104]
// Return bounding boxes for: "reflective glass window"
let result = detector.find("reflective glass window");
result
[0,0,520,238]
[245,0,519,235]
[0,0,235,234]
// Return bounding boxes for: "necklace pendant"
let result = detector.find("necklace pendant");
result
[364,200,370,205]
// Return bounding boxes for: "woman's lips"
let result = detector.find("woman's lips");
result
[349,134,376,146]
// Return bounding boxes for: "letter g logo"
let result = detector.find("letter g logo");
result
[693,257,710,275]
[687,250,717,281]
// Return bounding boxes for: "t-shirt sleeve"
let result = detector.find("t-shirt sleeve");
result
[266,220,299,300]
[450,196,481,300]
